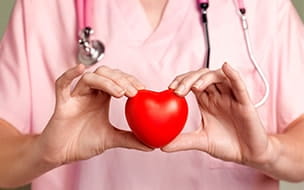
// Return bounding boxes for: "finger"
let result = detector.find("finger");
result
[95,66,139,97]
[169,73,188,89]
[222,63,251,105]
[55,64,85,99]
[72,72,126,98]
[192,69,226,92]
[172,69,209,96]
[125,74,145,90]
[161,132,208,152]
[107,128,153,151]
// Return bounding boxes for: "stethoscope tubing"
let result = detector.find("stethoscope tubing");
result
[76,0,93,31]
[238,14,270,108]
[198,0,269,108]
[75,0,270,108]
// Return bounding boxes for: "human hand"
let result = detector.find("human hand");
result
[37,64,152,166]
[162,63,276,166]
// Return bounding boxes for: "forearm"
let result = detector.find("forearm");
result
[0,122,57,188]
[248,115,304,182]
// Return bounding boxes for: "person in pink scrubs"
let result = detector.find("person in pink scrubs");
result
[0,0,304,189]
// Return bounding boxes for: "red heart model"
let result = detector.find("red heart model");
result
[125,89,188,148]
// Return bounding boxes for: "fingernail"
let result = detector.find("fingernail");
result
[175,84,185,95]
[193,80,204,89]
[138,85,145,90]
[128,88,138,97]
[169,81,179,89]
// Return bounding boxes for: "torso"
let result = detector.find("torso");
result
[22,0,282,189]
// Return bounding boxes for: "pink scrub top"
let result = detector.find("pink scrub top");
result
[0,0,304,189]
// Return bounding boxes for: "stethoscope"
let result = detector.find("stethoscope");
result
[75,0,269,108]
[76,0,105,65]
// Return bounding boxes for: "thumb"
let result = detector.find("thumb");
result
[161,132,208,152]
[107,128,154,152]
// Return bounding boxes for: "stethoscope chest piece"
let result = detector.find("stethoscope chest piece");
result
[78,27,105,66]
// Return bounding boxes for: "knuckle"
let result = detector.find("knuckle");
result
[197,68,209,74]
[80,72,92,84]
[180,76,191,85]
[115,76,128,85]
[112,69,122,74]
[179,79,188,88]
[111,69,125,79]
[96,65,110,74]
[205,71,219,82]
[102,80,121,92]
[126,75,137,82]
[174,75,184,82]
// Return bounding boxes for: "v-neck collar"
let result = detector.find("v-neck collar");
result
[115,0,191,45]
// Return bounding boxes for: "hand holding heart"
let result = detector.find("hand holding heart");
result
[38,65,152,166]
[41,63,276,168]
[162,63,276,166]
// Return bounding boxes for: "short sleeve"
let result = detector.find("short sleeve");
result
[276,0,304,132]
[0,1,32,134]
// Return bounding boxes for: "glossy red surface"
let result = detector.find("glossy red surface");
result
[125,89,188,148]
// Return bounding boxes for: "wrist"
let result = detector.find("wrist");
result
[32,134,62,171]
[245,135,282,172]
[3,134,61,187]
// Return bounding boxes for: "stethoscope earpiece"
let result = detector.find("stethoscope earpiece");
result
[77,27,105,66]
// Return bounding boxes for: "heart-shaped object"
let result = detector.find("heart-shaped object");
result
[125,89,188,148]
